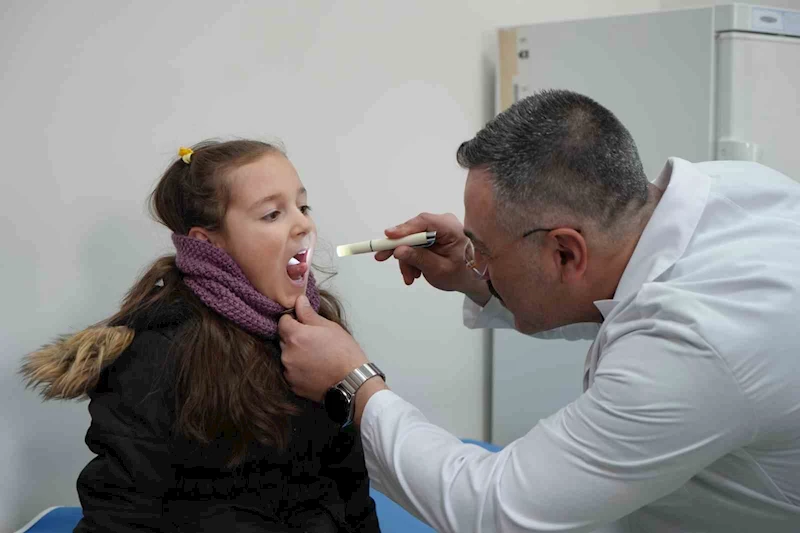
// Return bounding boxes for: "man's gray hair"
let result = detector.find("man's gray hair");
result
[457,89,649,231]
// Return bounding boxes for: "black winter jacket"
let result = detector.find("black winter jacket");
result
[29,300,380,533]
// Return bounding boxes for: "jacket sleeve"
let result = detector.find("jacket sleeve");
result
[77,331,177,532]
[319,424,381,532]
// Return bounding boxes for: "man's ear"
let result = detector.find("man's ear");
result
[549,228,588,283]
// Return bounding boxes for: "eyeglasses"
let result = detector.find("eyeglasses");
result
[463,227,561,280]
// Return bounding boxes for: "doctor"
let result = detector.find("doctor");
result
[278,89,800,532]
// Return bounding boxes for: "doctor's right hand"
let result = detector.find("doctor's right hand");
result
[375,212,490,306]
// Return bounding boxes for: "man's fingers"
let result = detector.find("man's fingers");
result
[399,261,421,285]
[394,245,448,274]
[400,264,413,285]
[385,212,464,248]
[278,312,301,338]
[374,250,393,262]
[384,214,431,239]
[294,295,325,326]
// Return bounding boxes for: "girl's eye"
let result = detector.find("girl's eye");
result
[300,205,312,215]
[263,211,280,221]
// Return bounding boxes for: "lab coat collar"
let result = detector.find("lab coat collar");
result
[593,300,618,319]
[592,158,711,319]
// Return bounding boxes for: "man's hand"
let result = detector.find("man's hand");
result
[375,212,490,306]
[278,295,369,403]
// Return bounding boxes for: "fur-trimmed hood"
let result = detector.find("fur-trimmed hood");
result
[21,300,191,400]
[21,326,136,400]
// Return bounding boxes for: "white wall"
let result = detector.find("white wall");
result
[5,0,762,528]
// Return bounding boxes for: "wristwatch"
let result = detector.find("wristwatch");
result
[324,362,385,427]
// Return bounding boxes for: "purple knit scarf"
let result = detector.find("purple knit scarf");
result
[172,234,321,339]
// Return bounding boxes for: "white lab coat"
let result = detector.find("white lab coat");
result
[361,158,800,532]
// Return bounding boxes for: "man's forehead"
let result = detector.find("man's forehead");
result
[464,170,499,243]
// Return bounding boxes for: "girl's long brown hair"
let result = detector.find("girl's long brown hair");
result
[106,140,348,465]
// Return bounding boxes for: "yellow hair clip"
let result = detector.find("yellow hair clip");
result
[178,146,193,164]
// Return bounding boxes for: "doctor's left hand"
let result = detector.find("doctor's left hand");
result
[278,295,368,403]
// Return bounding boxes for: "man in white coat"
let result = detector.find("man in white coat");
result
[278,89,800,532]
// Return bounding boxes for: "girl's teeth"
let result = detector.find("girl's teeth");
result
[288,257,300,266]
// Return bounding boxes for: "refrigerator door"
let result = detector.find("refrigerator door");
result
[497,7,716,181]
[715,31,800,179]
[492,7,716,446]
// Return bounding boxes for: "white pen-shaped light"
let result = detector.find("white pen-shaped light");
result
[336,231,436,257]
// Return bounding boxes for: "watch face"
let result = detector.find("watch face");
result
[324,388,351,425]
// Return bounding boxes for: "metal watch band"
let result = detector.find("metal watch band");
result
[337,362,385,396]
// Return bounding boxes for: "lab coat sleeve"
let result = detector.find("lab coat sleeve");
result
[463,296,600,340]
[361,321,756,533]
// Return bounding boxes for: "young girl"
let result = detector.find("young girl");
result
[22,140,380,533]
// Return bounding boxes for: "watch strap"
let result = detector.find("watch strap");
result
[337,362,385,396]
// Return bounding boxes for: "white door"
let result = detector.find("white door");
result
[716,31,800,179]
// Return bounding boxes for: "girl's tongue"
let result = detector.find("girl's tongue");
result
[286,252,308,281]
[286,233,316,287]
